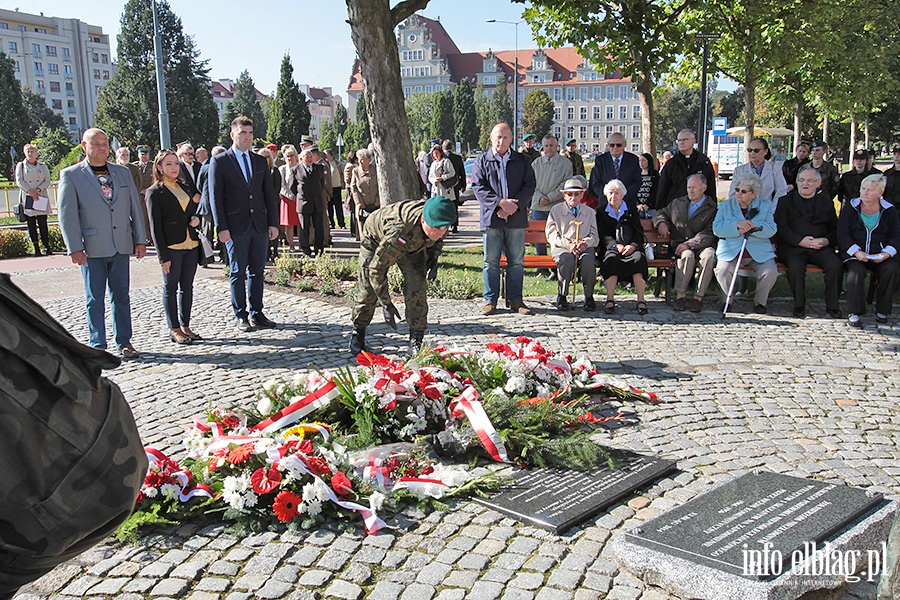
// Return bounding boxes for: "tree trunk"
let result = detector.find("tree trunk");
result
[864,113,870,149]
[793,96,802,149]
[743,73,756,152]
[346,0,424,204]
[850,113,857,157]
[637,77,655,156]
[822,110,829,144]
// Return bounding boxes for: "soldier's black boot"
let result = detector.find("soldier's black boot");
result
[348,328,367,354]
[408,330,425,356]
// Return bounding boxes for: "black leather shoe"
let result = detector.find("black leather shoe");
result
[754,303,767,314]
[554,295,569,311]
[792,306,805,318]
[236,317,254,332]
[826,309,843,319]
[250,314,277,329]
[584,297,596,312]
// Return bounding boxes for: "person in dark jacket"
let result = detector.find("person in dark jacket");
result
[597,179,649,315]
[774,167,843,319]
[883,146,900,207]
[147,150,202,344]
[656,129,716,210]
[837,174,900,327]
[839,149,883,205]
[809,141,840,201]
[443,139,466,233]
[782,142,811,193]
[473,122,537,316]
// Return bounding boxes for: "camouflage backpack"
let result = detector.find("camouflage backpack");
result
[0,274,147,595]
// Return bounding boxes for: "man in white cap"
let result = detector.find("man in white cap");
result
[545,178,599,311]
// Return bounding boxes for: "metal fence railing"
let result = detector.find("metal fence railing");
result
[1,185,59,218]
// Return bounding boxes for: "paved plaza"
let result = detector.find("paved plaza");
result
[6,230,899,600]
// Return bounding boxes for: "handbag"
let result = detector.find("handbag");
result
[13,203,27,222]
[197,229,215,265]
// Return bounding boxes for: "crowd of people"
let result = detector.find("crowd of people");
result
[15,118,900,359]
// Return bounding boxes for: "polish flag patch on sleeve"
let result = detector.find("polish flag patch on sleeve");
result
[397,237,407,246]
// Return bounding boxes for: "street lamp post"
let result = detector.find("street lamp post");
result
[695,33,720,155]
[152,0,171,150]
[485,19,524,145]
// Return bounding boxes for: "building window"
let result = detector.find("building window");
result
[35,28,46,34]
[580,87,588,101]
[403,86,411,97]
[579,126,587,139]
[67,100,75,108]
[633,105,641,119]
[436,84,443,91]
[34,62,43,76]
[64,64,72,77]
[69,117,77,125]
[424,85,433,93]
[48,63,58,75]
[51,99,62,109]
[606,106,613,120]
[50,81,60,92]
[554,107,560,120]
[553,126,561,139]
[554,87,562,101]
[593,106,601,120]
[0,22,7,29]
[619,106,627,119]
[580,106,587,120]
[36,80,44,91]
[91,52,99,62]
[483,75,496,85]
[606,86,615,100]
[17,25,25,32]
[102,70,109,80]
[592,125,601,139]
[32,43,41,57]
[567,106,574,120]
[12,60,18,72]
[631,143,641,153]
[401,49,424,61]
[62,47,71,61]
[606,125,614,137]
[632,125,641,139]
[414,85,422,93]
[593,86,602,101]
[633,88,640,99]
[618,125,627,134]
[101,53,108,63]
[567,126,574,139]
[619,85,629,100]
[566,87,575,102]
[401,67,411,77]
[93,69,100,79]
[45,45,57,56]
[8,41,16,53]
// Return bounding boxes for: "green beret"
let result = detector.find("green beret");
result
[522,133,536,141]
[422,196,457,228]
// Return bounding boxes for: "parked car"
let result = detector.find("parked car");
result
[459,158,475,202]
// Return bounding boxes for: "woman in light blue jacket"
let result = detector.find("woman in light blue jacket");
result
[713,172,778,313]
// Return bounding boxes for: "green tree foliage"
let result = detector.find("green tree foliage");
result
[345,94,372,153]
[319,119,336,153]
[94,0,218,150]
[406,92,433,152]
[522,0,696,154]
[33,126,75,171]
[710,88,745,128]
[0,52,29,178]
[268,53,311,146]
[490,83,514,135]
[221,70,267,142]
[429,89,454,143]
[521,88,555,141]
[452,78,478,154]
[52,145,84,180]
[333,104,349,138]
[21,87,67,142]
[653,85,701,149]
[474,79,491,150]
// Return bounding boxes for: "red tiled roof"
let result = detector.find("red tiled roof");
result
[416,15,460,57]
[348,58,364,92]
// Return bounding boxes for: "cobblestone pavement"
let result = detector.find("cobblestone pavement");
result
[8,261,900,600]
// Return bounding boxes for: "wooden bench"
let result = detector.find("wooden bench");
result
[641,219,677,301]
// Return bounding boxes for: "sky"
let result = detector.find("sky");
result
[24,0,542,98]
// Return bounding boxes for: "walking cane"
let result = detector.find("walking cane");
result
[722,225,762,318]
[569,220,583,304]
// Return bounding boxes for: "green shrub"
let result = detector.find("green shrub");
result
[320,281,336,296]
[428,267,481,299]
[0,229,32,258]
[295,278,317,292]
[273,253,304,283]
[47,225,67,253]
[314,253,356,280]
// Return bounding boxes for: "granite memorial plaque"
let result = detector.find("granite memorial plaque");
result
[623,471,887,580]
[474,449,677,534]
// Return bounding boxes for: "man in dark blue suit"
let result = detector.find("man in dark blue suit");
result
[588,132,642,206]
[208,116,280,332]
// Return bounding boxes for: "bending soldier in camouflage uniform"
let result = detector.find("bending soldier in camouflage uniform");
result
[350,196,458,356]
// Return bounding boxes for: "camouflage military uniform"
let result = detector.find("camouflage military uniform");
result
[353,199,443,333]
[0,274,146,597]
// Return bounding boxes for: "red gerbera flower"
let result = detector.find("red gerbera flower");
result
[227,444,254,465]
[250,466,282,495]
[331,471,353,496]
[272,490,302,522]
[357,352,392,368]
[221,414,241,429]
[304,456,332,478]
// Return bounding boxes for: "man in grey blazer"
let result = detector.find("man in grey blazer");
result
[58,128,147,358]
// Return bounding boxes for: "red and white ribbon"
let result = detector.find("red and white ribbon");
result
[251,381,340,433]
[144,448,215,502]
[450,386,509,462]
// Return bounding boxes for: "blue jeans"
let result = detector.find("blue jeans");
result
[531,209,550,256]
[226,229,269,319]
[162,247,199,328]
[81,253,132,349]
[483,227,525,304]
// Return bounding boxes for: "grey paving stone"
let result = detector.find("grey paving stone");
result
[436,590,467,600]
[435,548,465,564]
[232,574,269,592]
[507,536,541,555]
[495,552,529,571]
[367,581,405,600]
[524,555,558,573]
[255,579,295,599]
[341,563,373,585]
[466,581,505,600]
[400,583,436,600]
[169,561,206,579]
[457,553,490,571]
[139,561,175,578]
[317,549,352,571]
[297,569,333,586]
[416,562,452,586]
[149,577,191,596]
[534,588,574,600]
[209,560,240,576]
[442,570,479,589]
[195,577,232,592]
[501,589,535,600]
[289,546,323,567]
[122,578,157,593]
[85,577,130,595]
[603,587,642,600]
[509,572,545,590]
[323,579,363,600]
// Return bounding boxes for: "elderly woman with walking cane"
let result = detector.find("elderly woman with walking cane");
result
[714,172,778,315]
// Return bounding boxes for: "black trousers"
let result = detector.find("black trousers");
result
[845,257,900,316]
[328,187,345,228]
[299,211,324,256]
[26,215,50,253]
[778,246,843,312]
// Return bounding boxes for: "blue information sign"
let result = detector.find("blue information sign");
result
[712,117,727,137]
